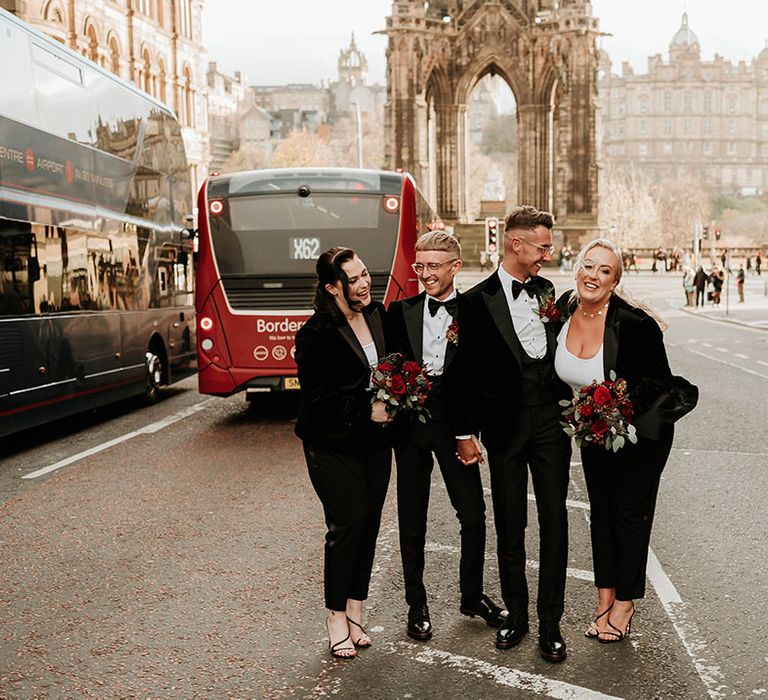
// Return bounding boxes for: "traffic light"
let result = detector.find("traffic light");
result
[715,227,721,241]
[485,217,499,252]
[702,225,709,240]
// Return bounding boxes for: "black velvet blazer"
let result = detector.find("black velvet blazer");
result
[453,272,568,443]
[385,291,461,425]
[294,301,387,451]
[555,292,697,440]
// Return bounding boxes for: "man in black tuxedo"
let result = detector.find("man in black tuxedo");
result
[387,231,506,641]
[455,206,571,662]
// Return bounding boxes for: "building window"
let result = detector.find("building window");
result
[728,119,736,134]
[727,142,736,155]
[109,36,120,76]
[684,92,692,112]
[639,143,648,156]
[639,96,648,114]
[664,118,673,135]
[729,96,737,113]
[663,142,672,154]
[703,118,711,134]
[704,142,712,155]
[664,91,672,111]
[704,92,711,112]
[639,119,647,136]
[683,118,691,133]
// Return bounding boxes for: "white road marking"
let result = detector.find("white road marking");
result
[527,493,591,511]
[758,360,768,368]
[734,353,749,359]
[689,349,768,380]
[716,347,728,353]
[387,643,623,700]
[647,550,727,699]
[22,400,216,479]
[701,342,713,347]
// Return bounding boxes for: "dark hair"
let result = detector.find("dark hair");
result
[504,205,554,234]
[313,247,358,322]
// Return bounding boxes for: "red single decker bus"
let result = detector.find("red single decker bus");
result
[195,168,438,398]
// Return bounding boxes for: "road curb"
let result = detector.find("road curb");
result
[678,305,768,331]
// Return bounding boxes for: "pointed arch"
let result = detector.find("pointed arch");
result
[107,31,121,77]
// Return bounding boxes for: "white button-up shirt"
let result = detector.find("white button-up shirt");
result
[422,290,457,376]
[496,266,547,359]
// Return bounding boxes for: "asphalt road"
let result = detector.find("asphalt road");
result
[1,273,766,699]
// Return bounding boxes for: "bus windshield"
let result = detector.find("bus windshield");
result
[209,192,399,275]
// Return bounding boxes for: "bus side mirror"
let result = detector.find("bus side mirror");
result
[28,257,41,282]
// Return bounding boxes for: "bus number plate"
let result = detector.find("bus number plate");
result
[290,237,321,260]
[284,377,301,390]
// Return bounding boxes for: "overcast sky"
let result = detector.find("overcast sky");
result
[201,2,768,86]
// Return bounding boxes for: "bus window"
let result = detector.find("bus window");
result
[210,193,399,276]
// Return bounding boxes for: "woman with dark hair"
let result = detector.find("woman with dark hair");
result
[294,247,392,659]
[553,239,697,644]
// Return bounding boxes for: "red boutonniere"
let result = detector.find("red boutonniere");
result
[446,320,459,346]
[537,292,561,323]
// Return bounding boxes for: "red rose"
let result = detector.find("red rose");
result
[620,403,633,419]
[593,385,613,406]
[378,362,395,373]
[580,403,594,418]
[390,375,406,396]
[403,361,422,374]
[592,418,609,437]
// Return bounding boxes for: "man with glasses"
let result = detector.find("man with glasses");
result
[454,205,571,662]
[386,231,506,642]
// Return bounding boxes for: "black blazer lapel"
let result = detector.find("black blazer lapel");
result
[403,294,425,363]
[482,276,523,370]
[366,304,386,360]
[338,323,369,368]
[603,297,620,378]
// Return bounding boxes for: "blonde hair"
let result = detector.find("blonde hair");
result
[571,238,668,330]
[415,231,462,257]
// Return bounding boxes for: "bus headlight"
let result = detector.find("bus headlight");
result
[200,316,214,331]
[201,338,214,351]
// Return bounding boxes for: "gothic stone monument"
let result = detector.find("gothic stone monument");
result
[383,0,600,244]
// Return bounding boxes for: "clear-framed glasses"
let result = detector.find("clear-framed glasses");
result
[411,259,459,274]
[519,238,555,255]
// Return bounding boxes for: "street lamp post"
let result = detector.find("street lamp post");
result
[350,101,363,168]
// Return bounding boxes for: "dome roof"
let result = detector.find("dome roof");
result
[670,13,699,49]
[759,43,768,62]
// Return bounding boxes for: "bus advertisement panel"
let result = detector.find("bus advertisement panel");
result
[195,168,438,397]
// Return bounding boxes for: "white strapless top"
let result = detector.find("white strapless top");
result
[554,318,605,393]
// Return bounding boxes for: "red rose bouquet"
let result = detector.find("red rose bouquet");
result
[559,371,638,451]
[371,352,431,423]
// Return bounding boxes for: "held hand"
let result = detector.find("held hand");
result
[456,436,484,465]
[371,400,392,424]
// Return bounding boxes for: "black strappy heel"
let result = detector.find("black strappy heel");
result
[598,604,634,644]
[327,618,357,659]
[585,604,613,639]
[346,616,372,648]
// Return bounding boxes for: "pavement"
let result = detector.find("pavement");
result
[678,274,768,330]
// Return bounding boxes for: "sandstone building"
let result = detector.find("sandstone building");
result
[599,12,768,195]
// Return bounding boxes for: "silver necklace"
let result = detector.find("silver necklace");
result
[580,302,609,318]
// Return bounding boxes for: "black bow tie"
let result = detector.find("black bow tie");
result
[427,297,458,317]
[511,278,539,300]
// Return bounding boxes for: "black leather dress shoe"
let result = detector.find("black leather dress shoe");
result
[407,604,433,641]
[460,594,509,628]
[495,615,529,650]
[539,622,567,662]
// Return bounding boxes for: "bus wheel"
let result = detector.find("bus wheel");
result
[144,349,163,401]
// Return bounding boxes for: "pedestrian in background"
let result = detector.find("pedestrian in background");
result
[682,266,695,307]
[386,231,506,643]
[554,238,697,645]
[294,247,392,660]
[693,266,708,307]
[737,265,745,303]
[711,268,724,307]
[757,253,762,276]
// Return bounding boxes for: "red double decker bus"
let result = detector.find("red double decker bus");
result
[195,168,438,398]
